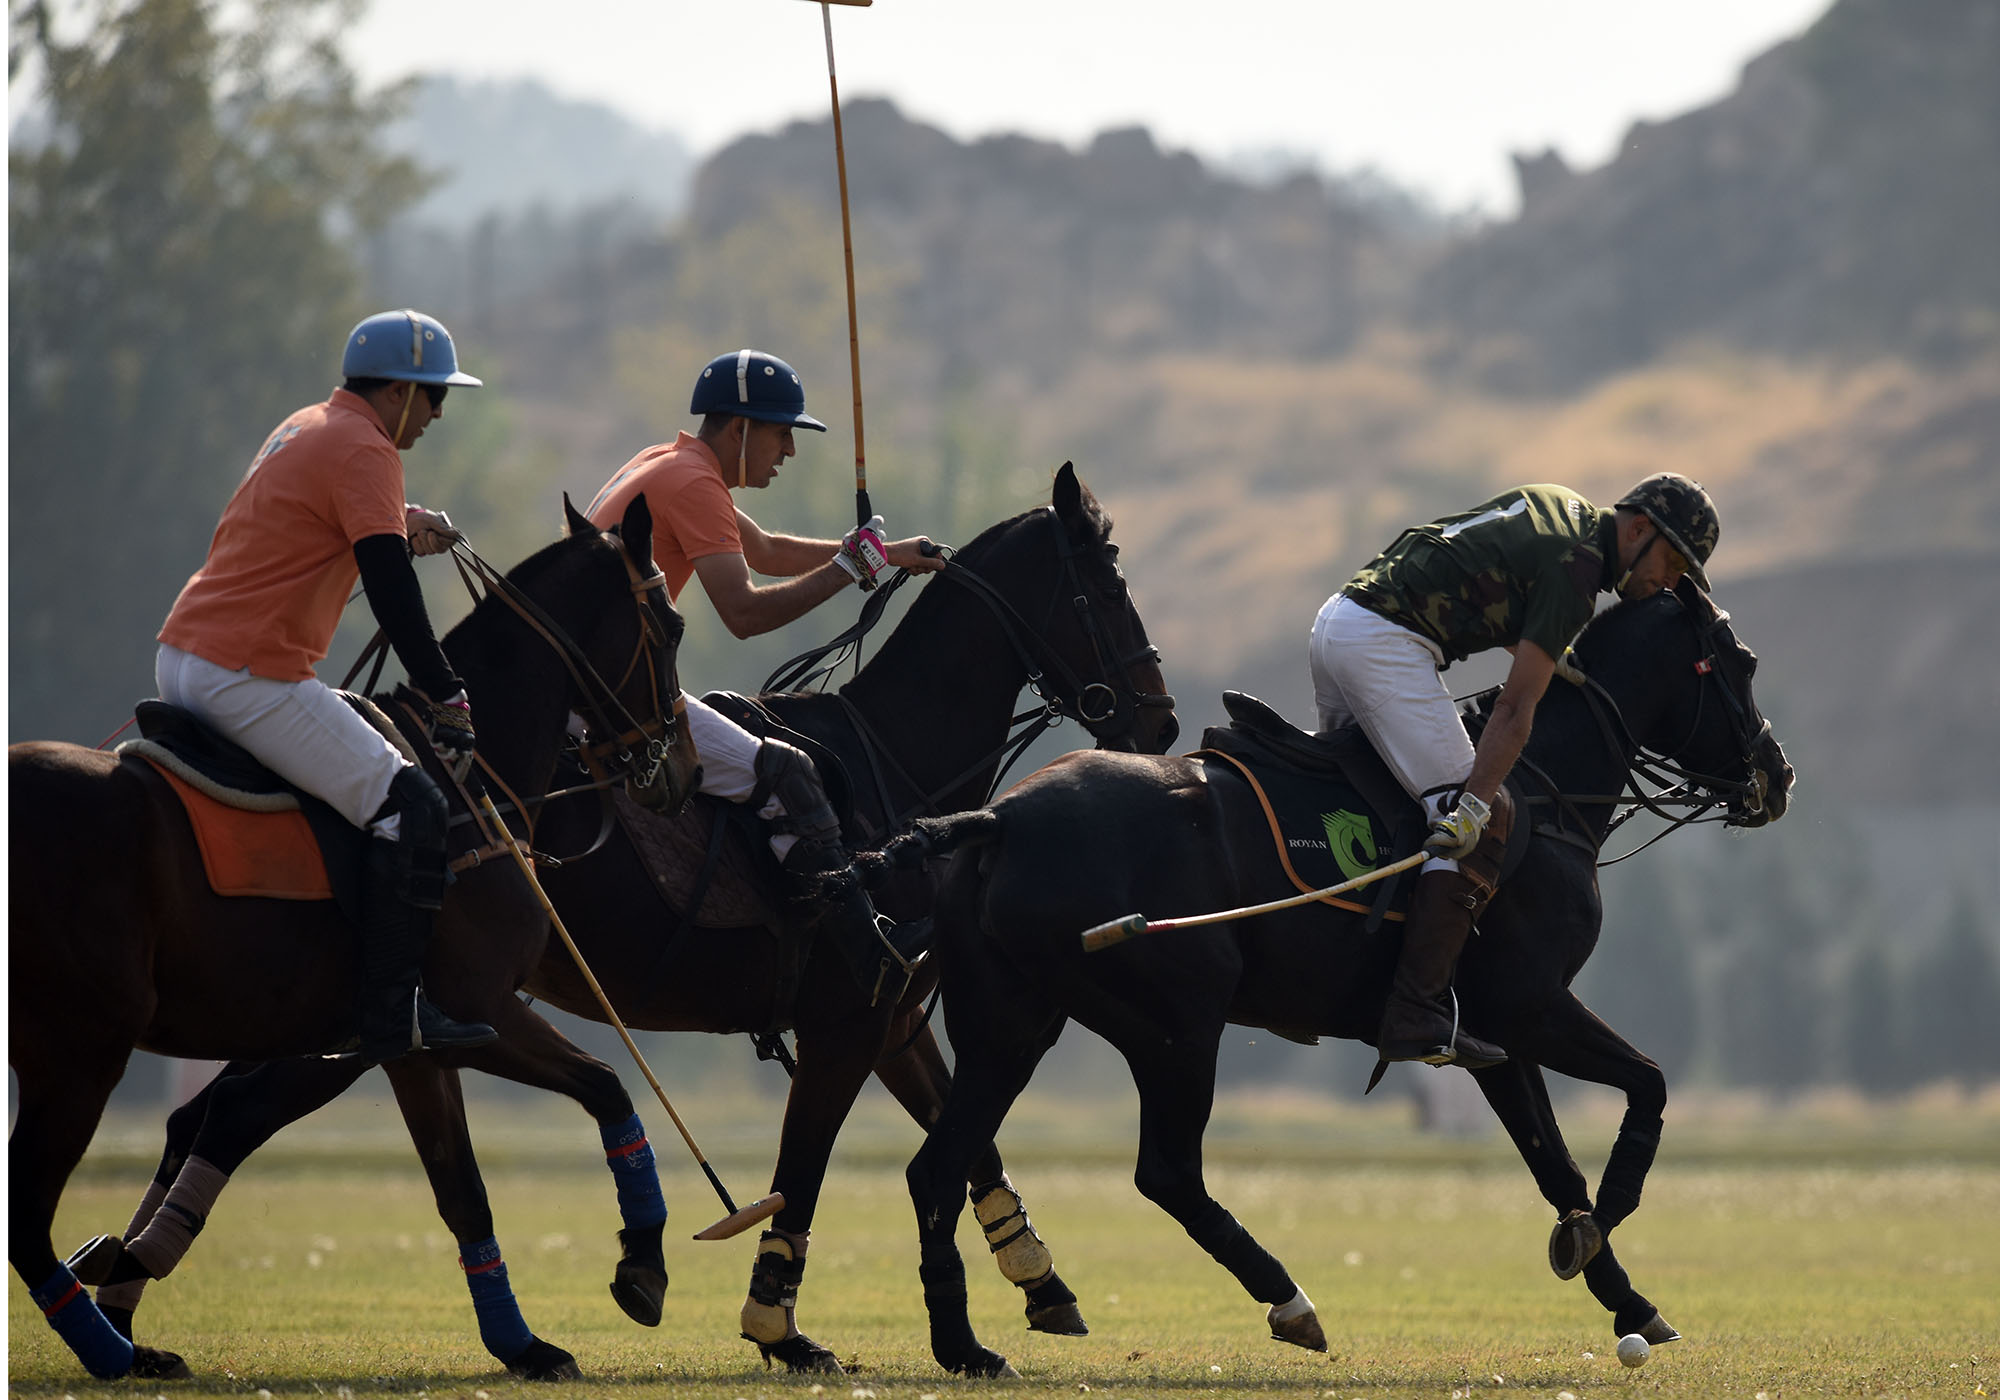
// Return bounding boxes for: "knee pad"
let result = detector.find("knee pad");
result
[751,740,841,846]
[379,765,449,909]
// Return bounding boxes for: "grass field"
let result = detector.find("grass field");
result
[8,1087,1997,1398]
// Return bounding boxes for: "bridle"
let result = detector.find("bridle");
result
[762,506,1177,826]
[1510,589,1774,864]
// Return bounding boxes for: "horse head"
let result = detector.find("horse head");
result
[1573,578,1793,827]
[1038,463,1179,754]
[1669,579,1793,825]
[552,493,702,814]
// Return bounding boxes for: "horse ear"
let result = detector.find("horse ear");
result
[621,491,656,570]
[1052,461,1082,522]
[562,493,596,539]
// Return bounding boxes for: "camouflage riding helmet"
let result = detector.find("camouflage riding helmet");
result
[1616,473,1719,588]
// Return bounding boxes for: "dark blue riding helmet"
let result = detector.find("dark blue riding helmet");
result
[690,350,827,431]
[342,309,483,387]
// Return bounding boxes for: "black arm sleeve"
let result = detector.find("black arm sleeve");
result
[352,533,462,702]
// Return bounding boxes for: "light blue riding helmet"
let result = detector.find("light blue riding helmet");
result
[342,309,483,387]
[689,349,826,431]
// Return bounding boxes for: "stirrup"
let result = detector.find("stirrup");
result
[867,915,929,1007]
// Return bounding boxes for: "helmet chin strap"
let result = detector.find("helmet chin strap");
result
[1616,526,1662,598]
[392,382,417,447]
[737,418,749,489]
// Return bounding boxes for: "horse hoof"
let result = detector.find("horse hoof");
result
[1026,1300,1089,1336]
[609,1262,667,1327]
[506,1337,582,1381]
[1548,1209,1603,1280]
[1635,1311,1682,1346]
[745,1333,844,1374]
[131,1346,193,1381]
[948,1347,1019,1379]
[1268,1305,1329,1352]
[66,1233,124,1286]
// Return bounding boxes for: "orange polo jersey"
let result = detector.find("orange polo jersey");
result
[159,389,408,681]
[585,432,742,602]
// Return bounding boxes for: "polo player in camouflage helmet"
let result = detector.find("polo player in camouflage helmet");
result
[1309,473,1720,1073]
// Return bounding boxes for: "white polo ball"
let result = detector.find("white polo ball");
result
[1617,1333,1650,1367]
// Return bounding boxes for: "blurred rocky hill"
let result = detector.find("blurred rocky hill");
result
[362,0,1996,800]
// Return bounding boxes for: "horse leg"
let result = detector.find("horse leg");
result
[438,996,682,1364]
[730,995,904,1376]
[871,1016,1085,1337]
[381,1057,581,1381]
[1508,993,1680,1344]
[9,1043,143,1380]
[1120,1037,1325,1353]
[906,1008,1064,1378]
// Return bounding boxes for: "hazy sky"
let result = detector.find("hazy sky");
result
[346,0,1832,215]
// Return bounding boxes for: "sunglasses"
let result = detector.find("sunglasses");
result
[421,383,448,411]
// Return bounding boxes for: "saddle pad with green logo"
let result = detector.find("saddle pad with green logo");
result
[1195,744,1420,920]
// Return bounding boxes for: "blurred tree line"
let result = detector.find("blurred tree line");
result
[8,0,429,742]
[16,0,1994,1111]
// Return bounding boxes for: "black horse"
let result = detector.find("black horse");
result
[887,580,1793,1377]
[12,496,699,1382]
[88,464,1179,1375]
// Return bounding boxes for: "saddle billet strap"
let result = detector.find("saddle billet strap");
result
[1195,749,1402,922]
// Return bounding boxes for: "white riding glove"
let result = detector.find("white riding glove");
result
[1424,790,1492,860]
[834,515,890,591]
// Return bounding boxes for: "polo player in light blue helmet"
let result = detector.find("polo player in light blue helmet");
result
[157,306,495,1064]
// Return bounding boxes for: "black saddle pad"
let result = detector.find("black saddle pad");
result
[1199,690,1533,924]
[130,699,375,922]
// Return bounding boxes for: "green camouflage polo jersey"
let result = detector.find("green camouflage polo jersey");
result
[1343,484,1618,663]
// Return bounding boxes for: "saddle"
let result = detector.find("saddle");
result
[119,698,389,921]
[1197,690,1532,931]
[607,690,863,1034]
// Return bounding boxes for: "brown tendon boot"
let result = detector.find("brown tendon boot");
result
[1374,789,1512,1069]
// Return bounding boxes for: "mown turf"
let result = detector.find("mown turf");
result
[9,1098,1996,1398]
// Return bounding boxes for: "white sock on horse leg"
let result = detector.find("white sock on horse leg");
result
[124,1157,230,1279]
[1269,1287,1315,1323]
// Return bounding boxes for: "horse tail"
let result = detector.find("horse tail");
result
[854,808,1002,883]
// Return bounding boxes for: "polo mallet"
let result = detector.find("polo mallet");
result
[478,793,783,1240]
[801,0,874,528]
[1080,851,1431,952]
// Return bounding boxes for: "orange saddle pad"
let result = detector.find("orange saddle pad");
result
[148,759,334,901]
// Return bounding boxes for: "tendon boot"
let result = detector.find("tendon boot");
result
[1374,868,1506,1069]
[336,766,496,1062]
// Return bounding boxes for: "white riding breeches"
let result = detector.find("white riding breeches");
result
[155,644,408,831]
[1308,593,1476,872]
[682,692,799,861]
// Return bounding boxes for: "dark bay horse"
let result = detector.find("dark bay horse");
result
[887,581,1793,1377]
[9,495,699,1382]
[82,464,1178,1375]
[523,462,1179,1370]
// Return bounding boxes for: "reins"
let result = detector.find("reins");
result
[339,532,684,861]
[1495,595,1770,865]
[759,507,1175,825]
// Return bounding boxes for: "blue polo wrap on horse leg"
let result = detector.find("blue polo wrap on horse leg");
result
[32,1263,135,1379]
[460,1236,534,1362]
[1186,1200,1296,1305]
[600,1114,667,1229]
[1593,1111,1662,1230]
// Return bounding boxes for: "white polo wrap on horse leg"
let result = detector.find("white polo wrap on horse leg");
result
[123,1156,230,1279]
[740,1226,810,1346]
[95,1180,169,1312]
[972,1175,1053,1287]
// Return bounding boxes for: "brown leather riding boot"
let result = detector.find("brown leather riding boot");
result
[1375,869,1506,1069]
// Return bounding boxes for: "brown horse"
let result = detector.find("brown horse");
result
[8,495,698,1382]
[93,464,1177,1377]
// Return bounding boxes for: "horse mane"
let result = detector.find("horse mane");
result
[441,524,619,656]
